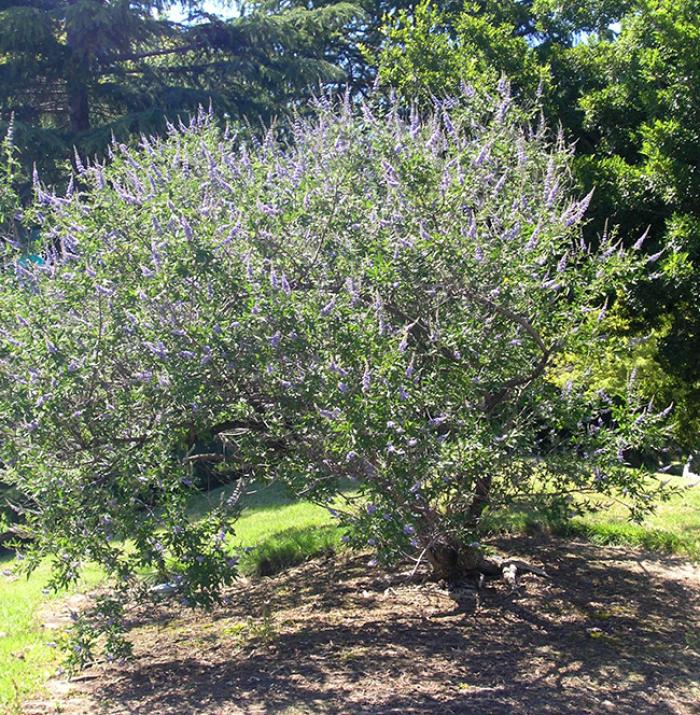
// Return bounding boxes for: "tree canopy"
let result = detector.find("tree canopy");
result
[0,89,672,661]
[375,0,700,449]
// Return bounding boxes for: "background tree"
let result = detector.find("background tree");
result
[0,0,359,182]
[568,0,700,447]
[373,1,546,102]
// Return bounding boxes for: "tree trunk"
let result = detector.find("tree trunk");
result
[67,75,90,134]
[66,5,90,134]
[427,540,548,585]
[427,540,501,582]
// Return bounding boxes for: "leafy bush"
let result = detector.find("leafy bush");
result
[0,86,671,662]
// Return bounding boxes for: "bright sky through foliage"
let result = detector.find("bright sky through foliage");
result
[166,0,236,22]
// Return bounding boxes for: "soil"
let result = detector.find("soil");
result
[21,536,700,715]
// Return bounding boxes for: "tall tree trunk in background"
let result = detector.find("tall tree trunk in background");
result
[66,3,91,133]
[66,72,90,133]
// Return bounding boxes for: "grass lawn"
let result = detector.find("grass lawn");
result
[1,475,697,711]
[0,558,103,713]
[491,474,700,559]
[566,475,700,557]
[188,480,345,576]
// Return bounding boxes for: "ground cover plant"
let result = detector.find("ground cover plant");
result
[0,85,674,663]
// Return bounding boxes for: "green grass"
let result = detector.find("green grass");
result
[490,475,700,559]
[240,523,343,576]
[0,559,103,712]
[565,476,700,557]
[189,480,350,575]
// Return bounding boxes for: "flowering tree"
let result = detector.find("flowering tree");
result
[0,85,670,661]
[0,117,20,244]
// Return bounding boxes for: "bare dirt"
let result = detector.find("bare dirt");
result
[22,536,700,714]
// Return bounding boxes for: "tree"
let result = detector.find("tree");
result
[0,87,670,662]
[0,0,359,181]
[568,0,700,447]
[372,1,546,102]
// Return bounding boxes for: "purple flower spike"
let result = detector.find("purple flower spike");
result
[633,227,650,251]
[145,340,168,360]
[319,407,341,420]
[362,366,371,394]
[281,273,292,295]
[321,297,336,316]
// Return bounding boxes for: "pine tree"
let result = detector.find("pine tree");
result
[0,0,359,179]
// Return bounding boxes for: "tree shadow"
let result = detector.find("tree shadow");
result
[67,538,700,714]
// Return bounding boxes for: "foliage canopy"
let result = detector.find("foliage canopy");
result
[0,87,671,661]
[0,0,359,182]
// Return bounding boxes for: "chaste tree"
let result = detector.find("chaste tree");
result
[0,86,671,664]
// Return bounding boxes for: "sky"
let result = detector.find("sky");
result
[166,1,237,23]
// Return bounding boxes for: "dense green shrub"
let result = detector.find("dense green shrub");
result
[0,87,671,662]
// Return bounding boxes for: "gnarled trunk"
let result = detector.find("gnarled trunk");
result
[426,538,549,587]
[427,540,501,582]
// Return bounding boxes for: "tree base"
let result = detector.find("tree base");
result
[427,543,548,588]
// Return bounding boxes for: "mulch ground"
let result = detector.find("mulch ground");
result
[22,535,700,714]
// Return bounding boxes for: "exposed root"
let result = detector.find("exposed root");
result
[477,556,549,589]
[427,544,549,588]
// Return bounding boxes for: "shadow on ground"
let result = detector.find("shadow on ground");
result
[24,536,700,714]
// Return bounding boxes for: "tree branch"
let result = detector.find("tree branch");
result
[99,43,202,67]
